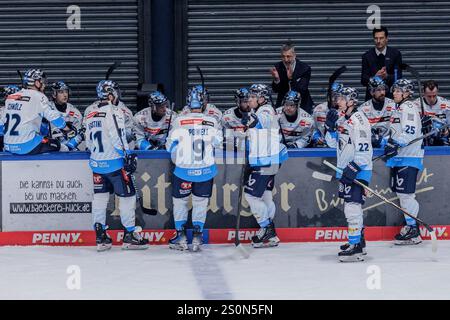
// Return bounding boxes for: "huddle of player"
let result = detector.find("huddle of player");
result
[1,68,448,261]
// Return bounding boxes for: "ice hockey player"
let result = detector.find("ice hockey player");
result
[133,91,176,150]
[221,88,251,152]
[2,69,74,155]
[67,80,135,151]
[358,76,395,147]
[276,90,314,148]
[0,85,21,151]
[166,87,223,252]
[86,81,149,251]
[243,83,288,248]
[325,87,372,262]
[413,80,450,146]
[48,81,83,150]
[311,82,344,147]
[382,79,426,245]
[181,85,223,123]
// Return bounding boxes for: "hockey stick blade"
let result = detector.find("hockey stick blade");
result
[106,61,121,80]
[235,242,250,259]
[329,65,347,84]
[17,70,23,83]
[328,66,347,108]
[140,198,158,216]
[312,171,333,182]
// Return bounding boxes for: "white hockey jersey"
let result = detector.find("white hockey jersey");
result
[85,100,134,142]
[386,100,424,170]
[221,107,248,150]
[181,103,223,124]
[311,102,330,146]
[166,112,223,182]
[3,89,66,154]
[48,102,83,130]
[85,102,129,174]
[276,107,314,148]
[247,111,289,168]
[325,111,373,182]
[414,96,450,120]
[357,98,395,137]
[133,107,177,150]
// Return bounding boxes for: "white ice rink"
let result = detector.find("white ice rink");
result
[0,241,449,300]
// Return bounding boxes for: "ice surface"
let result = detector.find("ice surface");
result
[0,241,448,300]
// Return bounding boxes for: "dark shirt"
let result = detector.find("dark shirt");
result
[272,59,314,114]
[361,46,403,101]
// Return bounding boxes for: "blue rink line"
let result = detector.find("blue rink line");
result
[0,146,449,161]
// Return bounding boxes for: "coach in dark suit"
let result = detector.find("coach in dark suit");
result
[361,26,403,101]
[271,43,314,113]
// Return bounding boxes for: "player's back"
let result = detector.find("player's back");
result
[166,111,222,182]
[85,102,127,173]
[3,89,60,146]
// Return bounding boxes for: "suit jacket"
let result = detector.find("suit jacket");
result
[272,59,314,113]
[361,46,403,100]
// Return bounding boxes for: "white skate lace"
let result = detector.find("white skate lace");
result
[133,232,143,241]
[400,225,410,236]
[256,227,266,239]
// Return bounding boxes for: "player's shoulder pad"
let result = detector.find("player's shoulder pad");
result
[223,107,235,116]
[298,108,312,119]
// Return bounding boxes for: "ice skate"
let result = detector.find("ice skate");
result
[340,228,367,255]
[191,225,203,252]
[122,229,149,250]
[94,223,112,252]
[338,242,364,262]
[169,228,189,251]
[251,222,280,248]
[394,225,422,245]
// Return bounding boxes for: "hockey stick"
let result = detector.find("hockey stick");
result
[234,133,250,259]
[196,65,205,91]
[372,123,450,162]
[111,110,158,216]
[401,63,425,116]
[105,61,121,80]
[327,66,347,109]
[322,160,437,253]
[16,70,23,85]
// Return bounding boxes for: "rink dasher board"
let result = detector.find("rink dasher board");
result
[0,226,448,246]
[0,147,449,232]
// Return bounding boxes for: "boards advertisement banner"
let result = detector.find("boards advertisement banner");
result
[1,150,449,232]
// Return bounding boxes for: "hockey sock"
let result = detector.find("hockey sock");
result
[344,202,364,244]
[397,193,419,226]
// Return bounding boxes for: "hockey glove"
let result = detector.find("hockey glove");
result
[324,109,339,132]
[383,138,400,160]
[124,153,138,174]
[371,128,383,148]
[63,122,78,139]
[286,141,298,149]
[421,115,433,135]
[241,113,258,129]
[340,161,361,185]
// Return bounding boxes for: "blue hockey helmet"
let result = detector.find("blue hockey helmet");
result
[339,87,359,105]
[51,80,70,97]
[96,80,119,101]
[368,76,387,92]
[3,85,20,97]
[283,90,301,107]
[391,78,414,95]
[249,83,271,101]
[148,91,168,108]
[234,87,250,105]
[23,68,47,88]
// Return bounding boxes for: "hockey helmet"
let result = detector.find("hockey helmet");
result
[23,69,47,88]
[391,78,414,95]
